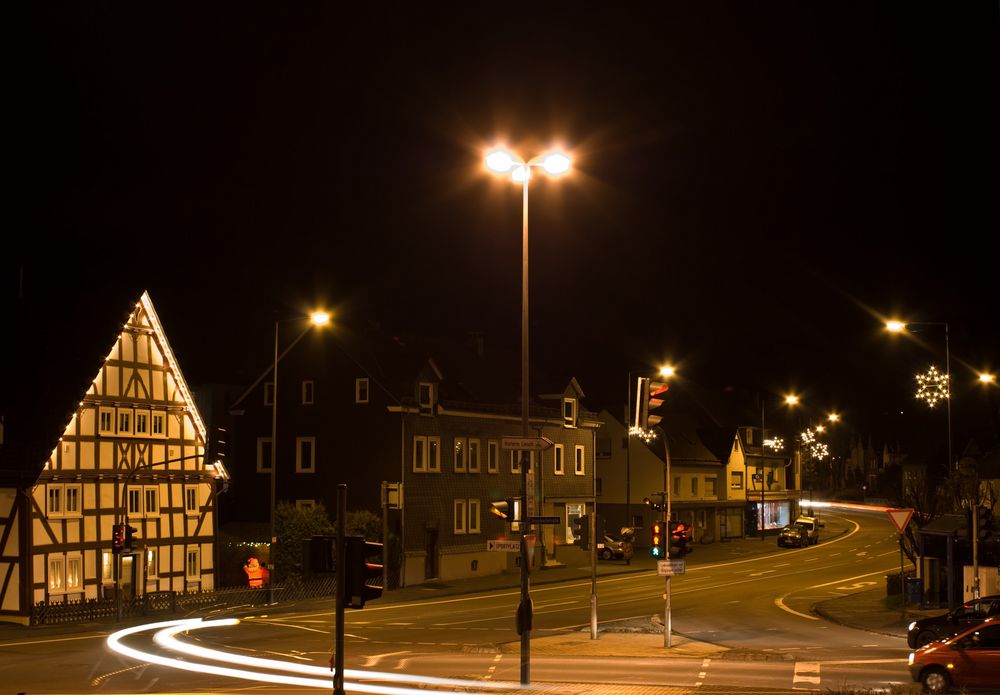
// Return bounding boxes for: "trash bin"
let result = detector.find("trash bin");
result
[905,577,923,605]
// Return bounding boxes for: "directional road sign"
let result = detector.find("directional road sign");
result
[886,508,914,534]
[487,540,521,552]
[657,559,686,576]
[501,436,554,451]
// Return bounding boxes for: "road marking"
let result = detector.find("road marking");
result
[793,662,821,690]
[748,569,776,576]
[694,657,711,687]
[360,650,411,667]
[0,632,107,647]
[774,596,819,620]
[485,653,502,680]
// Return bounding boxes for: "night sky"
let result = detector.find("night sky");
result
[10,4,1000,451]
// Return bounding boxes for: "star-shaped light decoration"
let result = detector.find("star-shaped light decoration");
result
[916,365,950,408]
[764,436,784,452]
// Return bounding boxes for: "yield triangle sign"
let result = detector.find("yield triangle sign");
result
[887,508,914,534]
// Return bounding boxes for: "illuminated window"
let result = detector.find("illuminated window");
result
[563,398,577,427]
[146,548,158,578]
[185,546,200,579]
[256,438,273,473]
[574,445,585,475]
[355,378,369,404]
[102,551,113,582]
[454,437,466,473]
[184,486,199,515]
[302,380,314,405]
[468,439,480,473]
[487,440,499,474]
[264,382,274,406]
[151,412,165,437]
[66,555,82,591]
[99,407,115,435]
[48,556,65,592]
[296,437,316,473]
[453,498,467,534]
[554,444,565,475]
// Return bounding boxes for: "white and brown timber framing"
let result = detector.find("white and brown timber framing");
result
[0,291,218,623]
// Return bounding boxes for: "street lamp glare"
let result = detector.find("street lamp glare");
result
[827,412,840,423]
[310,311,331,326]
[784,394,800,406]
[658,365,676,378]
[511,165,529,183]
[980,372,997,384]
[885,320,906,333]
[541,151,571,175]
[485,149,516,173]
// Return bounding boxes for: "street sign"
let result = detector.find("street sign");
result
[381,481,402,510]
[657,559,686,576]
[529,516,560,525]
[887,508,914,534]
[501,436,554,451]
[487,539,521,552]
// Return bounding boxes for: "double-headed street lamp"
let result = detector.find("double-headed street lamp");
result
[484,145,571,686]
[268,310,330,603]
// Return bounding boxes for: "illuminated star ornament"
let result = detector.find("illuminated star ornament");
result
[915,365,950,408]
[764,436,784,452]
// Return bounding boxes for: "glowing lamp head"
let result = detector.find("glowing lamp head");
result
[827,412,840,423]
[511,165,529,183]
[886,320,906,333]
[784,394,800,406]
[485,149,516,173]
[310,311,331,327]
[540,151,571,175]
[658,365,676,378]
[979,373,996,384]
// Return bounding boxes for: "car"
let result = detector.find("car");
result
[598,535,625,560]
[777,517,820,548]
[907,595,1000,648]
[908,616,1000,692]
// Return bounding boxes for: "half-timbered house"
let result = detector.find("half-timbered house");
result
[0,290,221,624]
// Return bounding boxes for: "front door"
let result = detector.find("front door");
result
[120,554,137,599]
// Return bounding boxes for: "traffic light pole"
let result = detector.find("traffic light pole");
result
[662,427,672,649]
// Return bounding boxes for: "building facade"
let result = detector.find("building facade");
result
[0,291,221,624]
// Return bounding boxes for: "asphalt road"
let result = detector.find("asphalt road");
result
[2,510,918,693]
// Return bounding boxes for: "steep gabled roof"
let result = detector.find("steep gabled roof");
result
[0,288,202,485]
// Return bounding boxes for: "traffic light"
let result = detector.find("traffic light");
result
[307,535,336,573]
[490,498,517,523]
[634,377,669,431]
[649,520,666,558]
[670,521,691,557]
[342,536,383,609]
[112,523,125,554]
[572,514,590,549]
[124,524,137,552]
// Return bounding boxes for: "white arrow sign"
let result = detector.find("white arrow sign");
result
[487,540,521,552]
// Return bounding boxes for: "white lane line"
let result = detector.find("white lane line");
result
[694,657,711,687]
[360,651,412,668]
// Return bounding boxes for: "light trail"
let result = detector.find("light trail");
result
[107,618,517,693]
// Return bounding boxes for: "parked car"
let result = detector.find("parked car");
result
[598,535,625,560]
[778,517,821,547]
[908,616,1000,692]
[907,595,1000,648]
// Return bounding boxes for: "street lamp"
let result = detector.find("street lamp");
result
[485,145,571,685]
[885,320,952,470]
[756,394,799,540]
[268,310,330,603]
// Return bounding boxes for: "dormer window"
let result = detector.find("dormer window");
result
[562,397,577,428]
[418,382,435,414]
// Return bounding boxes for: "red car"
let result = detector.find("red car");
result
[908,616,1000,692]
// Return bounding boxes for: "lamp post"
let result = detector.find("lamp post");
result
[757,394,798,540]
[268,310,330,604]
[485,145,570,686]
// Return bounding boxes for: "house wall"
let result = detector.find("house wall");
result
[0,294,218,622]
